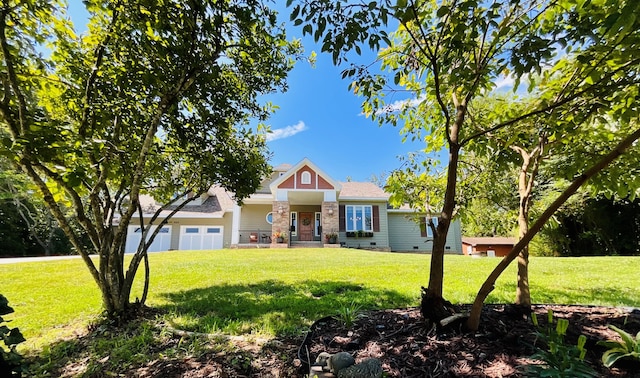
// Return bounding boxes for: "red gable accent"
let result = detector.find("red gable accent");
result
[317,175,334,189]
[295,165,316,189]
[278,175,295,189]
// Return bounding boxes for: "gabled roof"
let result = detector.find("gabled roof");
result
[269,157,342,193]
[155,186,235,219]
[338,182,389,200]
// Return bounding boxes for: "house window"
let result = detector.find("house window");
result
[266,212,273,224]
[301,171,311,184]
[315,212,321,237]
[426,216,438,238]
[290,212,297,236]
[345,205,373,232]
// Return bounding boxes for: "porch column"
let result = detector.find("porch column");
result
[231,204,241,245]
[272,201,290,245]
[322,201,339,243]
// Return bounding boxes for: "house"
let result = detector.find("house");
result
[461,236,516,257]
[124,158,463,253]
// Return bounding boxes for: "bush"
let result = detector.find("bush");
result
[0,294,26,377]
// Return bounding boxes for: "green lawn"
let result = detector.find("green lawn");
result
[1,249,639,352]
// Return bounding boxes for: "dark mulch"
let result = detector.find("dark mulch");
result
[301,304,640,378]
[40,304,640,377]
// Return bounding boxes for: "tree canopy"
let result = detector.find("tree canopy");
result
[291,0,640,329]
[0,0,301,317]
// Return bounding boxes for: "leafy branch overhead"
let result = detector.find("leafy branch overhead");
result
[0,0,301,318]
[289,0,640,331]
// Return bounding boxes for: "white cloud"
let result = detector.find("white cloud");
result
[358,95,427,116]
[494,75,515,89]
[266,121,307,142]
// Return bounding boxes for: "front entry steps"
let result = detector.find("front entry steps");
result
[280,241,341,248]
[290,241,323,248]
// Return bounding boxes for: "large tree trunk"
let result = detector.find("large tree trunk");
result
[513,140,544,307]
[421,104,463,323]
[515,221,531,306]
[466,126,640,331]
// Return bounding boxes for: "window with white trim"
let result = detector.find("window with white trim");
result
[290,212,298,236]
[301,171,311,184]
[345,205,373,232]
[266,212,273,224]
[315,212,321,237]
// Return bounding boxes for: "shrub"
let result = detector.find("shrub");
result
[598,324,640,368]
[1,294,26,377]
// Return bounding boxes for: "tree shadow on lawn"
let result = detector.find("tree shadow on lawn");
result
[157,279,415,336]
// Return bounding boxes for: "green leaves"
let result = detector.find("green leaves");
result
[526,310,597,378]
[0,294,25,375]
[598,324,640,368]
[0,0,300,316]
[288,0,393,64]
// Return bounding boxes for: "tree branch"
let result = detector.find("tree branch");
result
[79,1,121,138]
[467,124,640,330]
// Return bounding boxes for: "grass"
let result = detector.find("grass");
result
[1,249,639,354]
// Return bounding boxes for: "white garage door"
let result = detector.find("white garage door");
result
[179,226,224,250]
[125,225,172,253]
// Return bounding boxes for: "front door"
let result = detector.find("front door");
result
[299,212,314,241]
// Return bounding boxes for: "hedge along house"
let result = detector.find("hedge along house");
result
[123,158,463,253]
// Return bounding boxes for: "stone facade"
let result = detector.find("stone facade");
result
[271,201,290,243]
[321,201,339,242]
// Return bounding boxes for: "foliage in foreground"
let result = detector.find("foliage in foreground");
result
[0,0,300,318]
[525,310,596,378]
[291,0,640,331]
[0,294,25,377]
[598,324,640,368]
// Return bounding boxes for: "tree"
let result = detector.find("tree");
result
[0,0,301,318]
[457,160,518,238]
[551,196,640,256]
[0,157,69,256]
[291,0,640,328]
[466,97,559,307]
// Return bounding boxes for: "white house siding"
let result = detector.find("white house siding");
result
[388,213,462,253]
[339,201,390,249]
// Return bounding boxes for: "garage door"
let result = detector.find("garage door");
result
[125,225,172,253]
[179,226,224,250]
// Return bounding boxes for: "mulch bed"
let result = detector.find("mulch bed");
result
[45,304,640,377]
[300,304,640,378]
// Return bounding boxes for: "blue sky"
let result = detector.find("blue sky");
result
[67,3,427,182]
[258,4,426,182]
[260,42,423,182]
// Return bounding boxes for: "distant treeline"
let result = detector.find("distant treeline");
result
[546,197,640,257]
[0,201,73,257]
